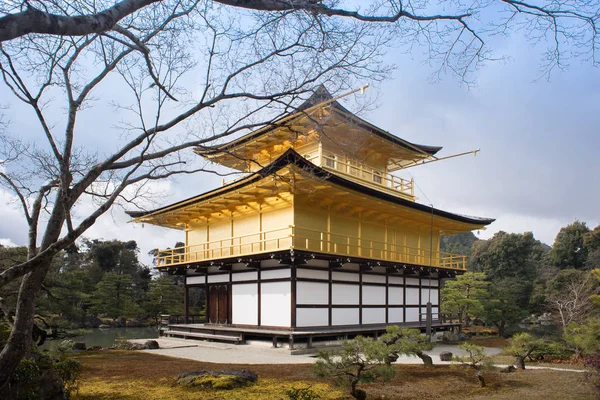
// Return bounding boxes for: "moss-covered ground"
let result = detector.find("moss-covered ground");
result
[72,350,596,400]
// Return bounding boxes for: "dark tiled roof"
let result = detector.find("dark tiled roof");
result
[203,85,442,157]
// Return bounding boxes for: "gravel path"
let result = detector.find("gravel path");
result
[133,338,503,365]
[130,338,585,372]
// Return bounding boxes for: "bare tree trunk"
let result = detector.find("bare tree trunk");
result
[476,371,486,388]
[516,356,526,369]
[0,263,50,388]
[416,351,433,365]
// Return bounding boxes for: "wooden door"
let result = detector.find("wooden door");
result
[208,285,219,324]
[218,285,228,324]
[207,284,230,324]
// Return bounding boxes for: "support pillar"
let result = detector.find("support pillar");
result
[426,302,432,340]
[184,285,189,324]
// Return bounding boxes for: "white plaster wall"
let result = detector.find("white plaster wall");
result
[362,285,385,305]
[232,271,258,282]
[362,308,386,324]
[232,284,258,325]
[297,282,328,304]
[362,274,386,284]
[430,279,439,287]
[388,308,404,323]
[297,269,328,280]
[405,277,420,286]
[405,308,420,322]
[420,307,440,317]
[304,259,329,268]
[332,271,359,282]
[388,287,404,305]
[260,282,291,327]
[332,284,359,305]
[297,308,329,327]
[388,276,403,284]
[420,288,439,305]
[186,276,204,285]
[207,274,229,283]
[342,263,360,271]
[332,308,359,325]
[406,287,420,305]
[261,268,290,280]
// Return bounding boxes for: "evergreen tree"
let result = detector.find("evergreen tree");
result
[550,221,590,269]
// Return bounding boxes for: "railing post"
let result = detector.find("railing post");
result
[320,231,324,252]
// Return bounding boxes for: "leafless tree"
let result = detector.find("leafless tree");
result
[547,270,599,329]
[0,0,598,391]
[0,0,393,386]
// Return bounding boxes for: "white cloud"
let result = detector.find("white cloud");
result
[0,238,17,247]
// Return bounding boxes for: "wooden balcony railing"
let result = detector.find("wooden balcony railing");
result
[292,226,466,270]
[156,226,467,271]
[306,154,415,201]
[218,154,415,201]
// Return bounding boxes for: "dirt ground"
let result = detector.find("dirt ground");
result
[72,351,597,400]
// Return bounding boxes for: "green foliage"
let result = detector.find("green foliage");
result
[284,385,321,400]
[528,341,571,362]
[584,226,600,251]
[314,335,393,399]
[146,277,184,321]
[314,327,433,399]
[470,231,542,282]
[455,343,492,368]
[9,357,41,400]
[483,279,528,336]
[379,326,433,363]
[591,269,600,309]
[90,272,138,319]
[454,343,493,388]
[441,272,489,324]
[563,318,600,356]
[504,333,545,369]
[550,221,590,269]
[53,359,82,398]
[440,232,479,257]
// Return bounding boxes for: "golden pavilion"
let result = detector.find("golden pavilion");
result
[127,86,494,347]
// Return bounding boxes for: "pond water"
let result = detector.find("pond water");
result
[49,327,159,349]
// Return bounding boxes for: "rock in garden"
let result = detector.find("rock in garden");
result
[144,340,159,349]
[72,342,86,351]
[500,365,516,373]
[84,314,102,328]
[127,318,144,327]
[439,351,453,361]
[176,370,258,390]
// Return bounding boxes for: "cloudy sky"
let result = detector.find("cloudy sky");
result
[0,15,598,266]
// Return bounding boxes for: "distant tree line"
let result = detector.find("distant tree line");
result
[441,221,600,337]
[0,239,185,344]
